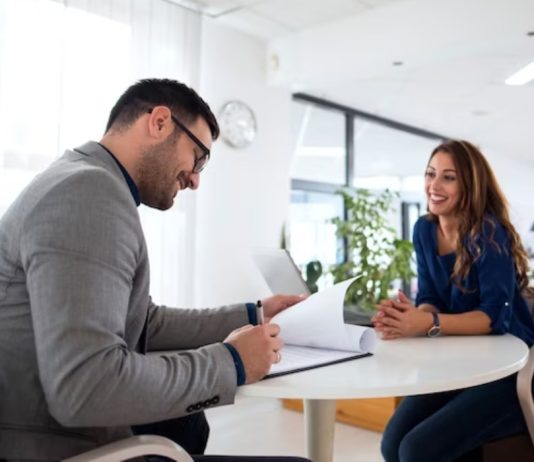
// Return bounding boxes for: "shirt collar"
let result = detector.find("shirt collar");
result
[98,142,141,207]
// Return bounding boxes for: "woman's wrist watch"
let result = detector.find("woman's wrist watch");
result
[427,312,441,337]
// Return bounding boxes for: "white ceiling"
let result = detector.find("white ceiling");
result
[180,0,534,166]
[170,0,398,37]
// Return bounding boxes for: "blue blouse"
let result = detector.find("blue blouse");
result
[413,215,534,345]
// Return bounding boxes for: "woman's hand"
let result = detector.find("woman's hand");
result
[372,291,434,340]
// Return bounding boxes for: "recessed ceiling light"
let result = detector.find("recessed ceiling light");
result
[505,60,534,85]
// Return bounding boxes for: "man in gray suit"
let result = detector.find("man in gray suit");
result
[0,79,308,462]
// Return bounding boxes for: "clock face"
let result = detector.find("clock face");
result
[219,101,257,149]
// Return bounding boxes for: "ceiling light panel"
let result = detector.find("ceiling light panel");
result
[505,60,534,85]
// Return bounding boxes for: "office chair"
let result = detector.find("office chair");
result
[63,434,193,462]
[478,334,534,462]
[516,343,534,441]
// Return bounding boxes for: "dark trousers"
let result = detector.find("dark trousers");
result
[133,413,311,462]
[381,374,530,462]
[133,412,211,455]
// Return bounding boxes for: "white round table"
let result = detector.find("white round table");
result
[238,335,529,462]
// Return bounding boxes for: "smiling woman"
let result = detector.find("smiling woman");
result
[424,152,461,255]
[425,154,460,215]
[375,139,534,462]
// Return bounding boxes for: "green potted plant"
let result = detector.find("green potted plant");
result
[304,260,323,293]
[330,188,415,312]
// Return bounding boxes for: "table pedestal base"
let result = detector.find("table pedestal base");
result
[304,399,336,462]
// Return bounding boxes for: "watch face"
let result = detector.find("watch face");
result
[219,101,257,149]
[427,326,441,338]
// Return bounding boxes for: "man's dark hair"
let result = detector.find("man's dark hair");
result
[105,78,219,140]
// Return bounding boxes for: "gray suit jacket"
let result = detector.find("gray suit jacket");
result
[0,142,249,460]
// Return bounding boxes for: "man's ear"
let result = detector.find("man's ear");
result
[147,106,172,139]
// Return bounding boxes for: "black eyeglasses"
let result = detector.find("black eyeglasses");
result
[148,108,210,173]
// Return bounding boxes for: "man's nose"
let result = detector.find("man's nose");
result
[188,172,200,190]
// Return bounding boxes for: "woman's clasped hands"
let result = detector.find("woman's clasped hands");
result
[372,290,434,340]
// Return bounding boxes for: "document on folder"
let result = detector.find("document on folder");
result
[266,277,377,379]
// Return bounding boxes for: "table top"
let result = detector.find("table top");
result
[238,334,529,400]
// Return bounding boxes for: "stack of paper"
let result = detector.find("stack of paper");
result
[267,277,377,378]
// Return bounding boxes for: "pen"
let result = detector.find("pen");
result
[256,299,264,325]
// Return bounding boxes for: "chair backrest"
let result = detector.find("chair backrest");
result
[522,290,534,319]
[517,344,534,446]
[63,435,194,462]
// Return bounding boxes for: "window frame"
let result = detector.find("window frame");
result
[290,93,447,283]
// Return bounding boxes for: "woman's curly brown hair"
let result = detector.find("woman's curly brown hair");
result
[427,140,532,294]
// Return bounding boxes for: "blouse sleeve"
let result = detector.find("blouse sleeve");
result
[474,224,515,334]
[414,218,444,310]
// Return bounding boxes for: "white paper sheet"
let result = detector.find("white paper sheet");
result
[267,345,370,378]
[271,277,377,353]
[266,277,377,378]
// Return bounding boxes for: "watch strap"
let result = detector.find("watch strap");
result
[427,312,441,337]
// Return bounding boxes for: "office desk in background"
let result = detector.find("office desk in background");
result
[238,335,529,462]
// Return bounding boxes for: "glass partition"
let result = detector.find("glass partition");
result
[288,190,343,290]
[289,94,446,296]
[353,118,439,195]
[291,101,346,184]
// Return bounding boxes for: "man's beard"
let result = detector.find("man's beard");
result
[137,138,179,210]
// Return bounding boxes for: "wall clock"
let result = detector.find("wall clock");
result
[219,100,257,149]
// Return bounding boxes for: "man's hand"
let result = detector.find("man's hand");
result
[372,290,433,340]
[224,323,283,384]
[261,294,306,322]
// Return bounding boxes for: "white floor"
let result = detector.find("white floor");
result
[206,396,383,461]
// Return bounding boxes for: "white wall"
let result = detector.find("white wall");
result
[194,19,293,306]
